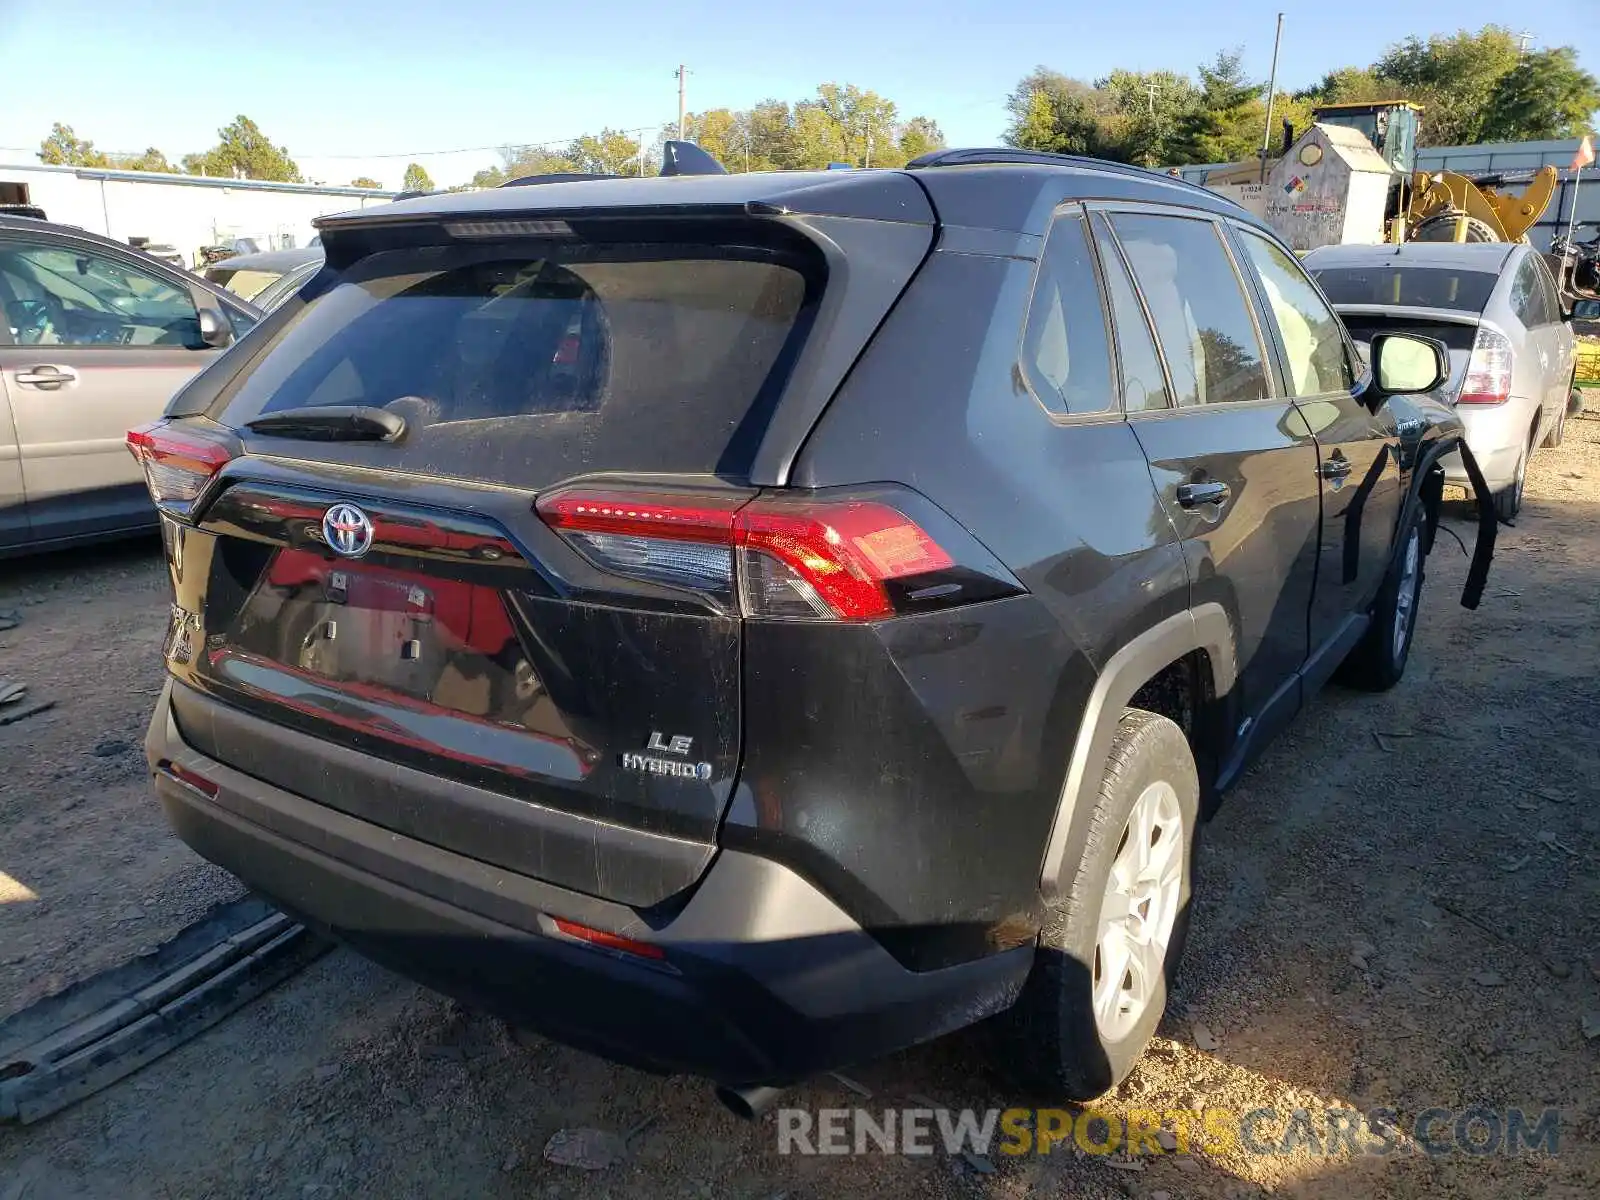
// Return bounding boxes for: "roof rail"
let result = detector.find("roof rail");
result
[905,147,1214,194]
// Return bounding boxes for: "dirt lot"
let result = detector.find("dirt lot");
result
[3,412,1598,1199]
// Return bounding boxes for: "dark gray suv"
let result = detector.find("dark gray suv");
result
[134,148,1491,1110]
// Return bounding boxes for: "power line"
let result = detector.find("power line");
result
[299,125,663,161]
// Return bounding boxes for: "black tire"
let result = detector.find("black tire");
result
[994,709,1199,1101]
[1493,436,1529,522]
[1338,503,1427,691]
[1543,405,1567,449]
[1570,388,1586,418]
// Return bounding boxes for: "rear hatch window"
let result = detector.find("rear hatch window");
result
[1312,266,1497,312]
[209,234,818,487]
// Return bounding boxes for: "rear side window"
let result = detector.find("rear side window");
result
[1312,265,1498,312]
[1090,215,1170,412]
[1109,213,1270,407]
[1236,229,1354,397]
[212,236,815,487]
[1531,254,1563,326]
[1020,214,1114,416]
[1508,256,1546,326]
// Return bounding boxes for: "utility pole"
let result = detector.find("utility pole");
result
[638,127,646,177]
[1144,80,1160,117]
[1259,12,1284,184]
[675,65,689,140]
[1516,30,1535,53]
[865,127,873,169]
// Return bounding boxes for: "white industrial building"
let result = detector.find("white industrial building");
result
[0,162,398,269]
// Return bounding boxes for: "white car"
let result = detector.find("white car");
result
[1306,241,1580,519]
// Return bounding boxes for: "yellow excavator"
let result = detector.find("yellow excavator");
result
[1305,101,1558,243]
[1399,164,1558,242]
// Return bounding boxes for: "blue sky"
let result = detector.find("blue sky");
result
[0,0,1592,188]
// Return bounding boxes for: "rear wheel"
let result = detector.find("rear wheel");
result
[994,709,1198,1100]
[1493,433,1531,522]
[1543,405,1567,449]
[1339,503,1427,692]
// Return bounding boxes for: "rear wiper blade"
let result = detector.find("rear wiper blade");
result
[244,406,405,442]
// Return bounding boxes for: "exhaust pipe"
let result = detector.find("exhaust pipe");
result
[714,1084,785,1120]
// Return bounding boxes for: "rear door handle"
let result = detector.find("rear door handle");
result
[1176,480,1231,508]
[1318,456,1353,480]
[14,365,78,389]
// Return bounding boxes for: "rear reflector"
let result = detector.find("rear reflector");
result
[1458,326,1513,405]
[550,918,665,960]
[126,422,233,517]
[537,487,954,621]
[158,760,220,798]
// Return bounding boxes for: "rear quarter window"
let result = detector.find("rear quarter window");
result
[211,236,818,488]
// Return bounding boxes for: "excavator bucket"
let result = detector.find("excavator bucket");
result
[1407,166,1558,242]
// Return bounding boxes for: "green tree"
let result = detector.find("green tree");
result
[181,115,301,181]
[1480,47,1600,141]
[111,148,178,173]
[1296,66,1394,106]
[745,100,796,171]
[898,116,945,163]
[1374,26,1521,146]
[683,108,746,170]
[1004,68,1122,157]
[1170,50,1262,164]
[566,128,647,175]
[401,162,434,192]
[350,176,382,189]
[38,122,109,167]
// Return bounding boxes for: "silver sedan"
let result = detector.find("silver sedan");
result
[1307,240,1580,520]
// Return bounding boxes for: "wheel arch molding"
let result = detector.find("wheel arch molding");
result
[1037,603,1236,903]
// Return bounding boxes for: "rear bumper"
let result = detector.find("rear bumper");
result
[1441,398,1538,491]
[145,683,1030,1086]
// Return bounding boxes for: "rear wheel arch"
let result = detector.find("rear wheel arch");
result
[1038,603,1237,903]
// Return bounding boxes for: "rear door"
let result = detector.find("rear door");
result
[1095,207,1322,736]
[1530,251,1575,414]
[0,371,26,549]
[1507,251,1559,434]
[1230,224,1401,652]
[0,233,222,541]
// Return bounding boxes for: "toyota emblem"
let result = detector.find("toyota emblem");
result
[322,503,375,558]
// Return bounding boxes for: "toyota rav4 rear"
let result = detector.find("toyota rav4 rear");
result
[137,171,1042,1090]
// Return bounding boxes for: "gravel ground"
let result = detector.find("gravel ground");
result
[2,410,1597,1199]
[0,537,243,1020]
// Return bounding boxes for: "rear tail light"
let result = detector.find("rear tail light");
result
[126,421,233,517]
[537,487,955,622]
[1457,327,1513,405]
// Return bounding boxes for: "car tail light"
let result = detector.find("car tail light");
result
[126,421,233,517]
[537,487,954,622]
[1457,327,1513,405]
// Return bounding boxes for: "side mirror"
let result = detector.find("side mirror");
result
[197,307,233,350]
[1568,298,1600,322]
[1368,331,1448,399]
